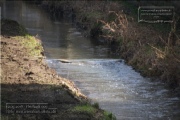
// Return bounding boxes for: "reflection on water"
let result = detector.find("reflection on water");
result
[1,1,117,59]
[47,59,180,120]
[2,1,180,120]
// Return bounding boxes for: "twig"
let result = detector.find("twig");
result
[159,36,168,46]
[148,43,165,55]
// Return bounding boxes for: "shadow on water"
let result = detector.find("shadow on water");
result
[47,59,180,120]
[1,0,118,59]
[2,1,180,120]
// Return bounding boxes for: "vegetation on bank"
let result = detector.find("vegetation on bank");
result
[39,0,180,89]
[1,19,116,120]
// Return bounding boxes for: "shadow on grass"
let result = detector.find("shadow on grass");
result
[1,19,28,37]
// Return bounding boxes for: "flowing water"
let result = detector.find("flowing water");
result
[2,1,180,120]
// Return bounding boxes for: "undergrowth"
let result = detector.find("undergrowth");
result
[16,35,43,57]
[70,103,116,120]
[66,1,180,89]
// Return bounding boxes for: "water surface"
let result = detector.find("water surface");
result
[2,1,180,120]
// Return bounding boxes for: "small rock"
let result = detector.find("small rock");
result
[25,72,34,76]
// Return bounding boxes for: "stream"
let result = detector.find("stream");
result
[1,1,180,120]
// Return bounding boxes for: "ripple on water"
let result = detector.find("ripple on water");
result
[47,59,180,120]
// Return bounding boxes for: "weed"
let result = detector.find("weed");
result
[92,102,99,109]
[71,104,96,116]
[70,104,116,120]
[86,11,103,20]
[15,35,43,57]
[103,111,116,120]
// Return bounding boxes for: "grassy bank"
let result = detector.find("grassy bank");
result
[39,1,180,90]
[1,19,116,120]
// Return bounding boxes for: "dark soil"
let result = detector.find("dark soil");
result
[1,19,114,120]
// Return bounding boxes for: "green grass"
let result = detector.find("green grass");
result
[1,19,43,57]
[71,104,97,115]
[92,102,99,109]
[70,104,116,120]
[103,111,116,120]
[15,35,43,57]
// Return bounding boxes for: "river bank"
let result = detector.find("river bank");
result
[38,1,180,90]
[1,19,116,120]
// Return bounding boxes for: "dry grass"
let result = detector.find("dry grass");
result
[72,1,180,87]
[41,0,180,88]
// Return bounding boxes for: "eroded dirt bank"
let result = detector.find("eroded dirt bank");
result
[1,19,116,120]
